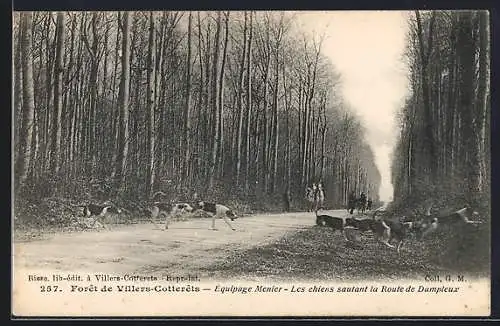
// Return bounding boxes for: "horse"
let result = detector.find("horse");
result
[356,193,367,214]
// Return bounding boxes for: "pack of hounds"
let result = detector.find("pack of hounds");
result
[79,184,483,253]
[315,203,483,254]
[305,182,483,254]
[79,192,239,231]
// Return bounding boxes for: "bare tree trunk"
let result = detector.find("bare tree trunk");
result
[101,15,111,173]
[244,12,253,193]
[183,12,193,185]
[204,17,213,181]
[195,12,204,180]
[217,12,230,179]
[235,12,248,187]
[43,13,55,173]
[115,12,132,193]
[271,53,279,193]
[475,11,490,192]
[50,12,65,177]
[14,21,23,168]
[446,20,457,178]
[146,12,156,197]
[209,12,222,189]
[283,61,291,208]
[415,10,437,181]
[67,15,78,177]
[75,16,86,177]
[110,12,121,179]
[456,11,477,194]
[320,111,327,180]
[15,12,35,195]
[261,25,271,192]
[301,61,311,185]
[82,13,102,176]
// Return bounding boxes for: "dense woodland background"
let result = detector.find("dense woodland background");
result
[13,10,490,221]
[391,10,490,213]
[13,11,383,214]
[12,10,490,278]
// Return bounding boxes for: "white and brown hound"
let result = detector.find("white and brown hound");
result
[148,202,194,230]
[81,203,122,229]
[416,206,482,239]
[197,201,238,231]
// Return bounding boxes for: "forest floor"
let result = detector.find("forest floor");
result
[12,210,489,281]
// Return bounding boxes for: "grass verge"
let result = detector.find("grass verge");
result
[201,224,490,281]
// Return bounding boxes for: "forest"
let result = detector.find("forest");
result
[391,10,490,212]
[13,11,382,215]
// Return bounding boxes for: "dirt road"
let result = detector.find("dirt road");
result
[13,210,349,277]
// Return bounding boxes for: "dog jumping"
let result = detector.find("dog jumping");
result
[315,210,351,241]
[436,206,482,225]
[344,215,413,254]
[415,206,482,239]
[197,201,238,231]
[345,216,377,232]
[377,219,415,254]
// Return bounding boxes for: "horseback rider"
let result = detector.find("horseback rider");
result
[305,184,316,212]
[314,182,325,211]
[348,191,356,214]
[367,198,373,211]
[359,192,367,213]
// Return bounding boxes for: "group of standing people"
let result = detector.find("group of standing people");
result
[305,182,325,212]
[348,191,373,214]
[303,183,373,214]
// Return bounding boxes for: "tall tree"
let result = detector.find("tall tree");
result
[244,11,254,193]
[146,12,156,196]
[475,11,490,192]
[15,12,35,195]
[235,12,248,186]
[114,11,132,193]
[218,12,230,177]
[183,12,193,185]
[415,10,437,181]
[208,11,222,189]
[50,12,66,175]
[13,18,23,166]
[456,11,477,193]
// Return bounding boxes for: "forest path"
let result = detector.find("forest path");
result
[13,210,349,277]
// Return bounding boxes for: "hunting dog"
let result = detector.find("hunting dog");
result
[316,213,345,231]
[148,202,194,230]
[81,203,122,228]
[375,219,415,254]
[315,211,350,241]
[415,206,482,239]
[435,206,482,225]
[345,217,377,232]
[345,215,413,254]
[197,201,238,231]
